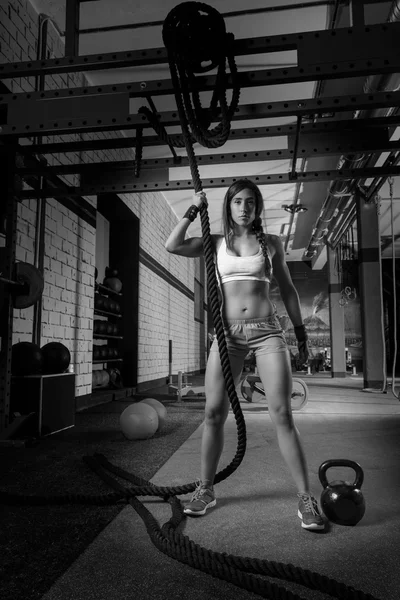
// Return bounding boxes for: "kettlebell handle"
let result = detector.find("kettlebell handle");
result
[319,459,364,489]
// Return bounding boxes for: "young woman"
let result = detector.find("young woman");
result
[165,178,324,531]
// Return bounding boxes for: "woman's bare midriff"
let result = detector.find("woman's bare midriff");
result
[221,280,274,320]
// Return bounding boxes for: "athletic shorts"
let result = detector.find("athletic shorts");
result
[209,314,287,358]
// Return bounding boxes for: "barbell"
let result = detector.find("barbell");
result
[240,375,309,410]
[0,262,44,309]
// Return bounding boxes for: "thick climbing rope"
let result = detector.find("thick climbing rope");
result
[137,2,240,152]
[159,2,247,487]
[138,0,247,486]
[0,4,383,600]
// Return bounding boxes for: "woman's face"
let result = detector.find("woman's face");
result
[230,188,257,227]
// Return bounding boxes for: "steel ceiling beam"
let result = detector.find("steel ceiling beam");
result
[4,89,400,138]
[1,22,400,103]
[17,140,400,177]
[77,0,391,35]
[0,21,397,80]
[18,165,400,198]
[2,58,400,104]
[13,114,400,156]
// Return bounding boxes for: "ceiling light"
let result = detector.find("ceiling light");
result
[282,204,308,214]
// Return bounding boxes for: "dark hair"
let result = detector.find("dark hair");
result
[221,178,272,277]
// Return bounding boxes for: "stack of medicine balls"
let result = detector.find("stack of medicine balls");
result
[11,341,71,376]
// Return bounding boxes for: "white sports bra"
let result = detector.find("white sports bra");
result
[216,237,272,284]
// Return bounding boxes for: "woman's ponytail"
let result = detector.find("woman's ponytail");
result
[253,218,272,278]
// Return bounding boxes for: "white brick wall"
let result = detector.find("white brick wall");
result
[2,0,206,396]
[119,190,206,383]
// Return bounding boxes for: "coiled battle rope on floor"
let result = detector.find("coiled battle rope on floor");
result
[0,4,383,600]
[84,453,380,600]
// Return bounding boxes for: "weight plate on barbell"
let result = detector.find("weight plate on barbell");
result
[291,378,309,411]
[240,377,264,403]
[12,262,44,309]
[240,375,309,410]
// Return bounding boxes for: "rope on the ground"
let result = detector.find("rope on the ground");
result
[82,453,381,600]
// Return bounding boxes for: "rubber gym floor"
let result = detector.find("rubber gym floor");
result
[2,373,400,600]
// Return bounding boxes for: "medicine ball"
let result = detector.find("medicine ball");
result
[107,367,123,388]
[12,342,43,376]
[104,277,122,293]
[94,294,104,309]
[41,342,71,374]
[92,370,100,387]
[102,370,110,387]
[105,267,119,278]
[100,346,108,358]
[98,321,107,335]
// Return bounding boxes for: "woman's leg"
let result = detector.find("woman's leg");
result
[256,347,310,493]
[201,349,245,486]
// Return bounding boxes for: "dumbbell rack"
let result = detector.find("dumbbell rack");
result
[92,282,123,390]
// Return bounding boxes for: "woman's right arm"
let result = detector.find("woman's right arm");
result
[165,193,207,258]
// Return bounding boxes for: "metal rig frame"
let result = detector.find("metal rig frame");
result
[1,0,400,431]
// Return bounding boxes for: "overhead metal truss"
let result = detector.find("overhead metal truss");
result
[12,114,400,156]
[19,165,400,198]
[2,20,400,204]
[3,89,400,138]
[17,139,400,177]
[0,21,398,83]
[1,52,400,104]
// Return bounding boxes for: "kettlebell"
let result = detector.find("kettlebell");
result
[319,459,366,526]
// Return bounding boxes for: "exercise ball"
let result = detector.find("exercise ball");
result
[120,403,159,440]
[140,398,167,430]
[12,342,43,376]
[41,342,71,374]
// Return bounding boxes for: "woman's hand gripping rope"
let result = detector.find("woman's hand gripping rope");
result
[183,191,208,222]
[294,324,310,366]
